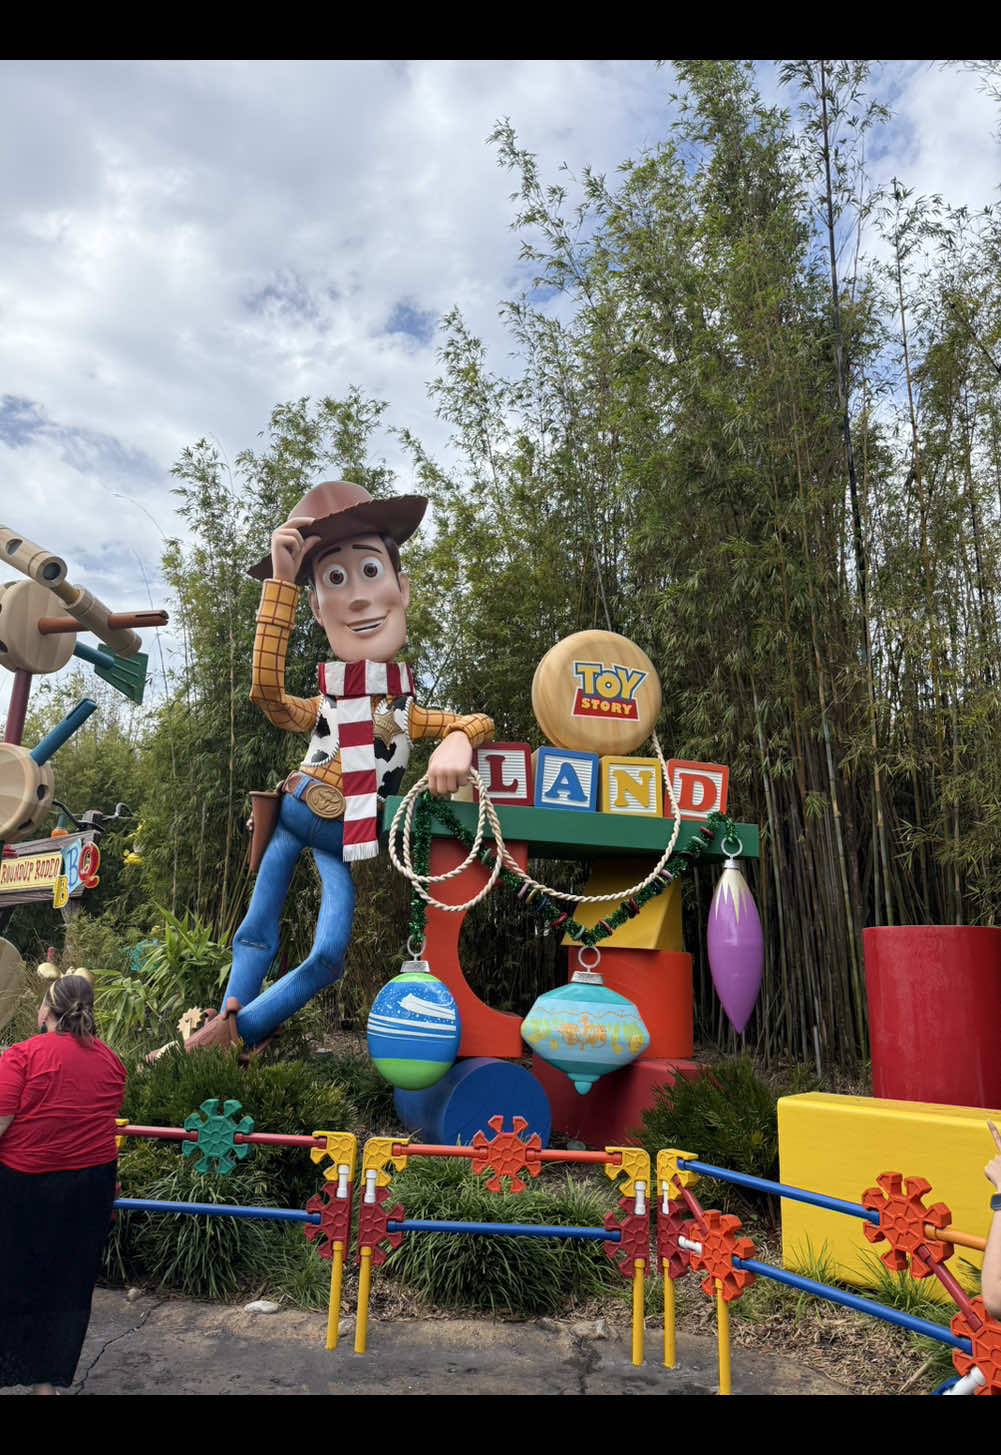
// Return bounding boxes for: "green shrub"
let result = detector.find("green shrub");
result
[106,1153,281,1300]
[254,1223,335,1312]
[310,1049,400,1131]
[94,908,232,1048]
[382,1157,619,1316]
[119,1048,353,1210]
[634,1056,779,1217]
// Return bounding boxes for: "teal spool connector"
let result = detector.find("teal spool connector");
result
[29,698,98,765]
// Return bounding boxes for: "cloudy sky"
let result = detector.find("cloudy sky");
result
[1,59,998,728]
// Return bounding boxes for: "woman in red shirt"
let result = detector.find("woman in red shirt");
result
[0,974,126,1394]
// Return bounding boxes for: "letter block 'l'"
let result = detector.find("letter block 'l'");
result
[473,742,534,806]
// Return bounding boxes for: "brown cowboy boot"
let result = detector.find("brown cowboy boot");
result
[182,997,243,1054]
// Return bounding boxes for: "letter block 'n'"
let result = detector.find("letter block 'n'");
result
[473,742,534,806]
[600,756,663,817]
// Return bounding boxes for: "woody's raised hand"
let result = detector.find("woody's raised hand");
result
[271,517,322,583]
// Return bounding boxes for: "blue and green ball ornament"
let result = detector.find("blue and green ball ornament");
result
[367,967,461,1090]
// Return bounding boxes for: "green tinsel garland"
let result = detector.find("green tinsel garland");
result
[402,794,737,950]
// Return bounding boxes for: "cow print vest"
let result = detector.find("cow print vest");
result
[304,693,413,801]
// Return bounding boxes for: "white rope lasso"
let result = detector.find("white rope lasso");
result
[387,733,683,918]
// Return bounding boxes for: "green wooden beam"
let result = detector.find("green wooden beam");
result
[383,796,758,862]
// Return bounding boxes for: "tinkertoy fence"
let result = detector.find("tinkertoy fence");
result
[113,1100,357,1349]
[110,1101,1000,1394]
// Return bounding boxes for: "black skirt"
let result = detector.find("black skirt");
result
[0,1158,118,1389]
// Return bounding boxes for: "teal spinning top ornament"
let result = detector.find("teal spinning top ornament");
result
[521,947,650,1094]
[367,943,461,1090]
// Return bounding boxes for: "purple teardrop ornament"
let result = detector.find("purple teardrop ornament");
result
[706,861,763,1033]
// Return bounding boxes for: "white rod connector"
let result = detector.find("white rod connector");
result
[943,1365,985,1395]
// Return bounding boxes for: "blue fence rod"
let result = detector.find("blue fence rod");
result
[388,1219,618,1241]
[677,1159,880,1224]
[734,1256,973,1354]
[114,1198,319,1224]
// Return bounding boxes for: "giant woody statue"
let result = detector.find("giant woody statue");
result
[181,481,493,1055]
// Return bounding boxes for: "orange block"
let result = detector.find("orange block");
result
[567,945,693,1059]
[421,836,527,1059]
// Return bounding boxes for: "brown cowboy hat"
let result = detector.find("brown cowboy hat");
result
[248,481,428,583]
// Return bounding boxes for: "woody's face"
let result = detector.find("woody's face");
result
[309,533,410,663]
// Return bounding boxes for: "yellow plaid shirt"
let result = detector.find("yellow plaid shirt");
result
[250,579,494,797]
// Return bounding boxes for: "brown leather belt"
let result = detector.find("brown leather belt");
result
[283,771,345,820]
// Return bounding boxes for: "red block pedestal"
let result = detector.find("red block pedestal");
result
[533,1054,701,1148]
[863,925,1001,1107]
[422,837,527,1059]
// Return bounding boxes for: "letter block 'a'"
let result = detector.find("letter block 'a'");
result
[665,760,729,820]
[473,742,534,806]
[599,756,663,817]
[532,747,599,813]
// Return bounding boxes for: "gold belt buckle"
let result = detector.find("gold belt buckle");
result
[302,781,345,819]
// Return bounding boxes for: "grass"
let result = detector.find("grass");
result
[380,1156,621,1316]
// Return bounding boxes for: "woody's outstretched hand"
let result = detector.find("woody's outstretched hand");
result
[272,517,322,583]
[427,731,473,797]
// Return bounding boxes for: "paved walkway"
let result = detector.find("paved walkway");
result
[3,1290,850,1396]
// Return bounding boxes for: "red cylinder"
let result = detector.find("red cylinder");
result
[863,925,1001,1106]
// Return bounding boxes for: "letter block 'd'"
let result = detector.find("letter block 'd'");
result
[532,747,599,813]
[665,760,729,820]
[599,756,663,818]
[473,742,534,806]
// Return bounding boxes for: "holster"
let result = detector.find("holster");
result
[248,789,283,875]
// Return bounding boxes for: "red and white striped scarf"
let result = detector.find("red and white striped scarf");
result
[317,660,415,862]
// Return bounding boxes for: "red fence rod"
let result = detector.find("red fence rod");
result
[532,1150,621,1165]
[393,1143,621,1166]
[120,1127,327,1150]
[233,1133,327,1149]
[395,1144,477,1158]
[121,1125,196,1141]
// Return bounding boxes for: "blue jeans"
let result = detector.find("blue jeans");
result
[223,785,355,1046]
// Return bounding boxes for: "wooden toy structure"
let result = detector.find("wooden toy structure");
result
[0,524,167,1024]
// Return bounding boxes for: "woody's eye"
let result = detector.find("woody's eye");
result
[321,563,348,588]
[360,557,385,581]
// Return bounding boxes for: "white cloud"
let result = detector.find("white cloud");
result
[1,59,998,729]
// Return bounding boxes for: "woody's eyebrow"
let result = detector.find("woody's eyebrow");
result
[350,542,384,552]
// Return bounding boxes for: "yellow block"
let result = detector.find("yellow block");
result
[563,859,682,951]
[778,1092,1001,1301]
[599,756,663,817]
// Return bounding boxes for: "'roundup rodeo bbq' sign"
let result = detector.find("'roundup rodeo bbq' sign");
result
[0,834,100,908]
